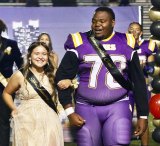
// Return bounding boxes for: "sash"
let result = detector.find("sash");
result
[88,34,132,90]
[21,69,57,113]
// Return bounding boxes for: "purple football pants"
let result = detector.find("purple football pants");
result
[75,100,132,146]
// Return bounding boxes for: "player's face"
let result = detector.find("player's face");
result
[39,34,50,46]
[128,23,142,40]
[91,11,115,40]
[30,45,49,69]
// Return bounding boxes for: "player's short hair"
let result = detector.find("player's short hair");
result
[95,7,115,20]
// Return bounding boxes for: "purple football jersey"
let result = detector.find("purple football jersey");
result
[136,39,157,64]
[64,31,134,105]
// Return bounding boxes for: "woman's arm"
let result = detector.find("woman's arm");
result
[2,71,22,111]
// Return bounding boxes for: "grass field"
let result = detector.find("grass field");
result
[64,114,160,146]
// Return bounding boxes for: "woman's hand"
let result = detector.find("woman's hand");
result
[11,109,18,117]
[57,79,72,90]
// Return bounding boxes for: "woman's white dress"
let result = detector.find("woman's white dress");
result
[11,71,64,146]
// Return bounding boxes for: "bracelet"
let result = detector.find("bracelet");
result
[139,116,148,119]
[70,78,79,89]
[65,107,74,116]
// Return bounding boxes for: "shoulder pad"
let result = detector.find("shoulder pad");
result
[71,32,83,48]
[148,39,156,52]
[125,33,136,49]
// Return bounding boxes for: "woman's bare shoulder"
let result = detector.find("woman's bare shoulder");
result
[11,70,24,80]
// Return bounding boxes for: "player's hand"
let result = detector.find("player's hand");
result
[68,112,85,127]
[134,118,148,137]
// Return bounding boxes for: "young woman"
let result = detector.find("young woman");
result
[37,32,59,69]
[3,42,64,146]
[37,33,73,89]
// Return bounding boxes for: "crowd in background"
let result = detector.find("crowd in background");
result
[0,0,130,7]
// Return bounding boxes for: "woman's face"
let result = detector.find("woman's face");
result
[30,45,49,69]
[39,34,50,46]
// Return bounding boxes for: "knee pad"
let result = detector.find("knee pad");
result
[76,126,93,146]
[113,118,131,145]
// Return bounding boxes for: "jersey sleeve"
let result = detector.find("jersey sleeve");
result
[56,38,79,107]
[148,39,158,54]
[125,33,136,49]
[64,32,83,50]
[116,32,135,49]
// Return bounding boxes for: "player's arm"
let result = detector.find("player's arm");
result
[55,51,85,126]
[55,51,78,107]
[56,33,81,107]
[129,51,149,117]
[129,51,148,136]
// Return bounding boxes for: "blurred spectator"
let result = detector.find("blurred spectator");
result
[119,0,130,6]
[18,0,26,2]
[26,0,39,7]
[0,0,10,2]
[96,0,118,6]
[0,19,23,146]
[52,0,77,6]
[96,0,109,6]
[12,0,26,2]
